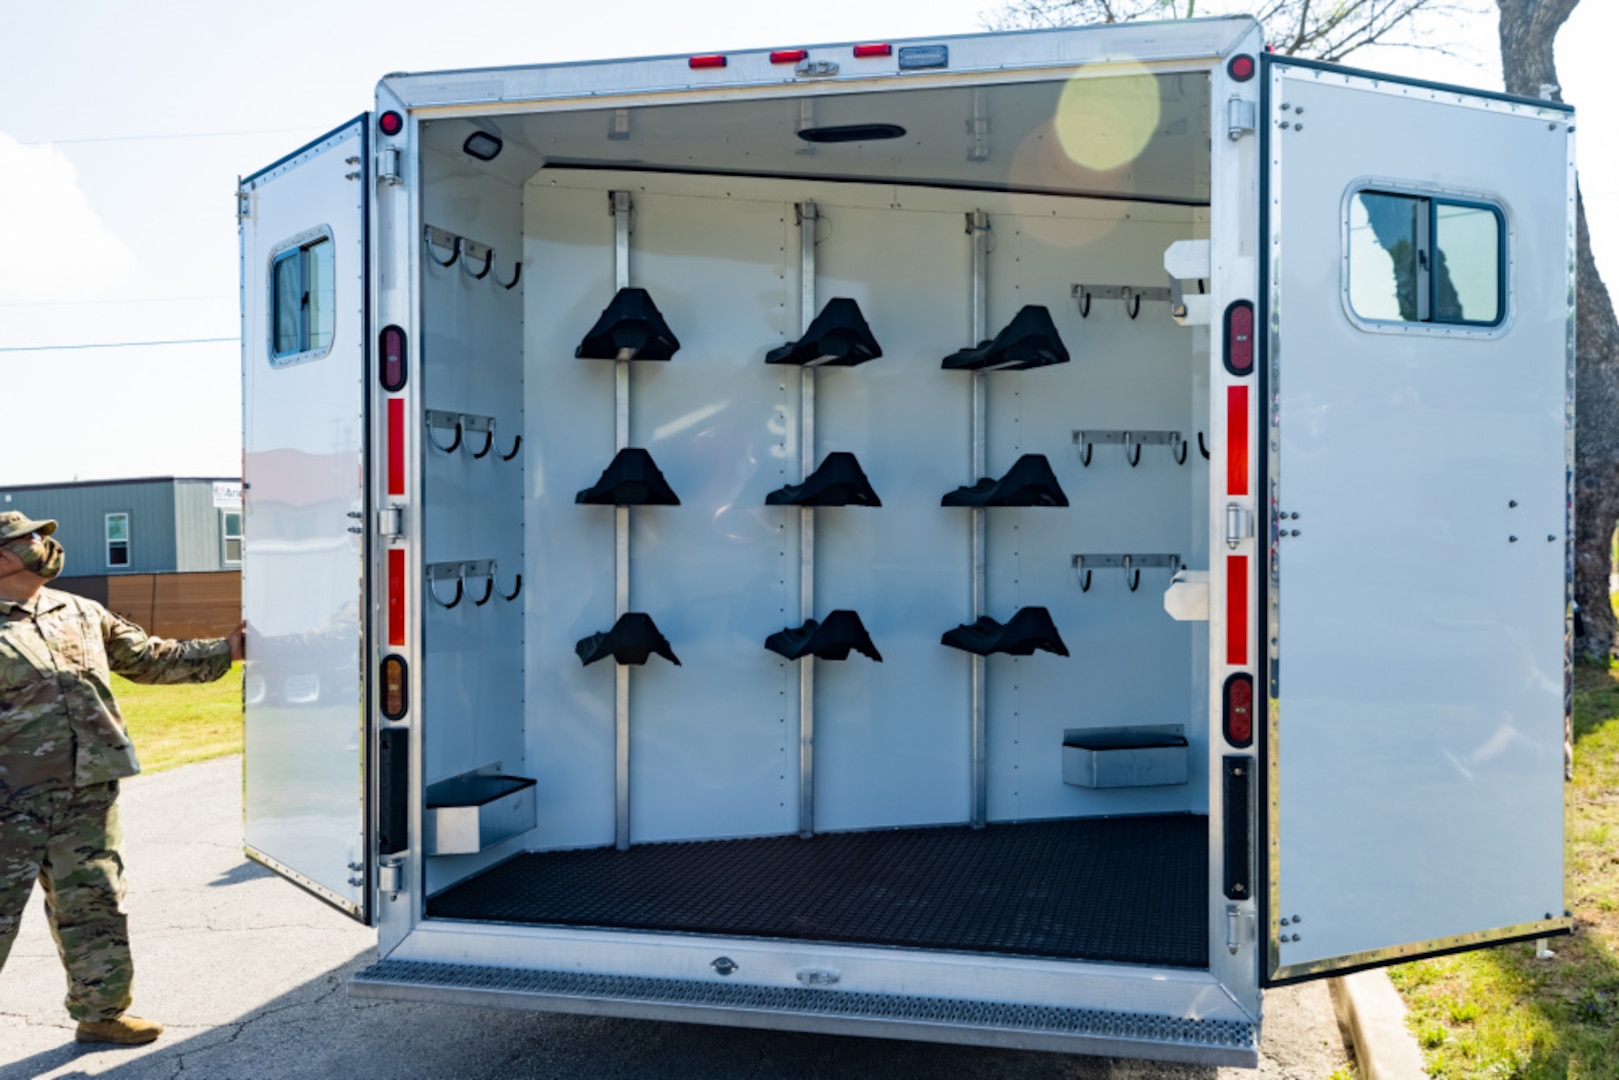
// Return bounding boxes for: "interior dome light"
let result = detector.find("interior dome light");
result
[463,131,503,161]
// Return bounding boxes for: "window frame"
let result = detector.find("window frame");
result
[267,224,336,368]
[105,511,130,569]
[1339,180,1513,340]
[221,509,243,567]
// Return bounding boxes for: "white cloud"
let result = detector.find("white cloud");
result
[0,132,138,304]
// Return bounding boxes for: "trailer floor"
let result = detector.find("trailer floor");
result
[426,814,1208,968]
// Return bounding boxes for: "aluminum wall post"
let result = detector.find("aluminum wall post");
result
[612,190,632,851]
[797,200,818,839]
[969,209,990,828]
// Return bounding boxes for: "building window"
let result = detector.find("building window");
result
[270,227,335,367]
[105,513,130,568]
[222,510,243,566]
[1347,189,1505,328]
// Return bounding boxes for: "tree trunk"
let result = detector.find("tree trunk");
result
[1499,0,1619,659]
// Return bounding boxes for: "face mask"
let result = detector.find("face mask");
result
[5,536,65,581]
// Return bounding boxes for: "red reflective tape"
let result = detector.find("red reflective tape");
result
[1227,386,1249,496]
[1227,555,1249,666]
[770,49,808,64]
[387,397,405,496]
[388,548,406,647]
[852,43,892,58]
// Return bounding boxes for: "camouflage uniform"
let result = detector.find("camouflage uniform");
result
[0,550,232,1021]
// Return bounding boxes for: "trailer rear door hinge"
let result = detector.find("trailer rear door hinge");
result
[378,856,403,896]
[235,190,251,220]
[1226,905,1255,954]
[1227,96,1256,141]
[378,146,403,186]
[1225,503,1254,549]
[379,504,404,540]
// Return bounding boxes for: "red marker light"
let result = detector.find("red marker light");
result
[771,49,809,64]
[852,43,893,58]
[1223,673,1254,747]
[378,110,403,137]
[1224,301,1254,376]
[380,325,407,391]
[689,54,728,69]
[381,655,409,720]
[1228,54,1256,82]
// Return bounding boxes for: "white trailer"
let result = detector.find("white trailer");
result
[237,16,1575,1066]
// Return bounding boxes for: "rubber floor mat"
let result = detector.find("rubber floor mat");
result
[427,815,1208,968]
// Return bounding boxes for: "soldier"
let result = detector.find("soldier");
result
[0,511,243,1046]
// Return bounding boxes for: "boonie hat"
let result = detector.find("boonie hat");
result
[0,511,58,544]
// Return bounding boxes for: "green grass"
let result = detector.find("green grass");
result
[114,662,244,774]
[1389,660,1619,1078]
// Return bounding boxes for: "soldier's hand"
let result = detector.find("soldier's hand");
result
[227,620,246,662]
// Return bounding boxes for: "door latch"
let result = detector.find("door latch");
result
[1225,504,1254,549]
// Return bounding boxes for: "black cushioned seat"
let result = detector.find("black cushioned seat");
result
[575,287,681,361]
[576,613,681,667]
[765,610,882,662]
[766,452,881,507]
[765,297,882,367]
[941,305,1069,371]
[942,606,1070,657]
[942,454,1068,507]
[576,448,680,506]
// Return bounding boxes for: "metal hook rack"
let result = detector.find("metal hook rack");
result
[1072,429,1188,468]
[1071,553,1181,593]
[1198,432,1211,460]
[423,224,521,290]
[1071,284,1172,320]
[426,410,520,461]
[426,560,519,609]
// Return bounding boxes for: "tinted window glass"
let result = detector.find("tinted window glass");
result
[273,251,302,356]
[306,238,335,352]
[1348,192,1422,322]
[1434,203,1502,324]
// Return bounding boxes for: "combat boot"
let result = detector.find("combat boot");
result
[75,1014,163,1045]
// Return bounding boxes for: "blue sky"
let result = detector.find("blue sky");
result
[1,0,1612,487]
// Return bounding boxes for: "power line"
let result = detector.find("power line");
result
[0,295,234,308]
[14,127,319,147]
[0,337,237,353]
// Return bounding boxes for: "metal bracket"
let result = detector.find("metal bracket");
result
[425,409,464,453]
[1227,97,1257,142]
[426,562,467,609]
[378,146,403,187]
[795,60,839,78]
[378,504,404,541]
[459,238,493,281]
[235,189,251,220]
[1071,284,1171,319]
[1072,553,1181,593]
[1072,429,1187,467]
[424,225,460,268]
[461,414,494,458]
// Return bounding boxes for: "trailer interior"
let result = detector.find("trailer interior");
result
[412,68,1217,971]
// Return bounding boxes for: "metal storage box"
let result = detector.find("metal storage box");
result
[1062,727,1188,789]
[424,775,537,856]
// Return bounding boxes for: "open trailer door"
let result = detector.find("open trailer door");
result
[239,117,372,922]
[1262,59,1575,983]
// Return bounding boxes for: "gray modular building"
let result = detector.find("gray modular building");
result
[0,476,242,577]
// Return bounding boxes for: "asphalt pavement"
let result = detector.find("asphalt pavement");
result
[0,757,1353,1079]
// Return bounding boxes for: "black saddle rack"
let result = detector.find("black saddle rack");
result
[576,613,681,667]
[942,454,1068,508]
[766,452,881,507]
[576,448,680,506]
[941,305,1070,371]
[942,606,1070,657]
[765,610,883,662]
[765,297,883,368]
[575,287,681,361]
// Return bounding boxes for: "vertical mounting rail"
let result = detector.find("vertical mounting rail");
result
[968,209,989,828]
[612,190,632,851]
[797,200,818,840]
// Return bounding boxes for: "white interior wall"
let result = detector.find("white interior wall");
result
[519,168,1205,851]
[419,146,529,892]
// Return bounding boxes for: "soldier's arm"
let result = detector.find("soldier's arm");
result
[100,608,233,685]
